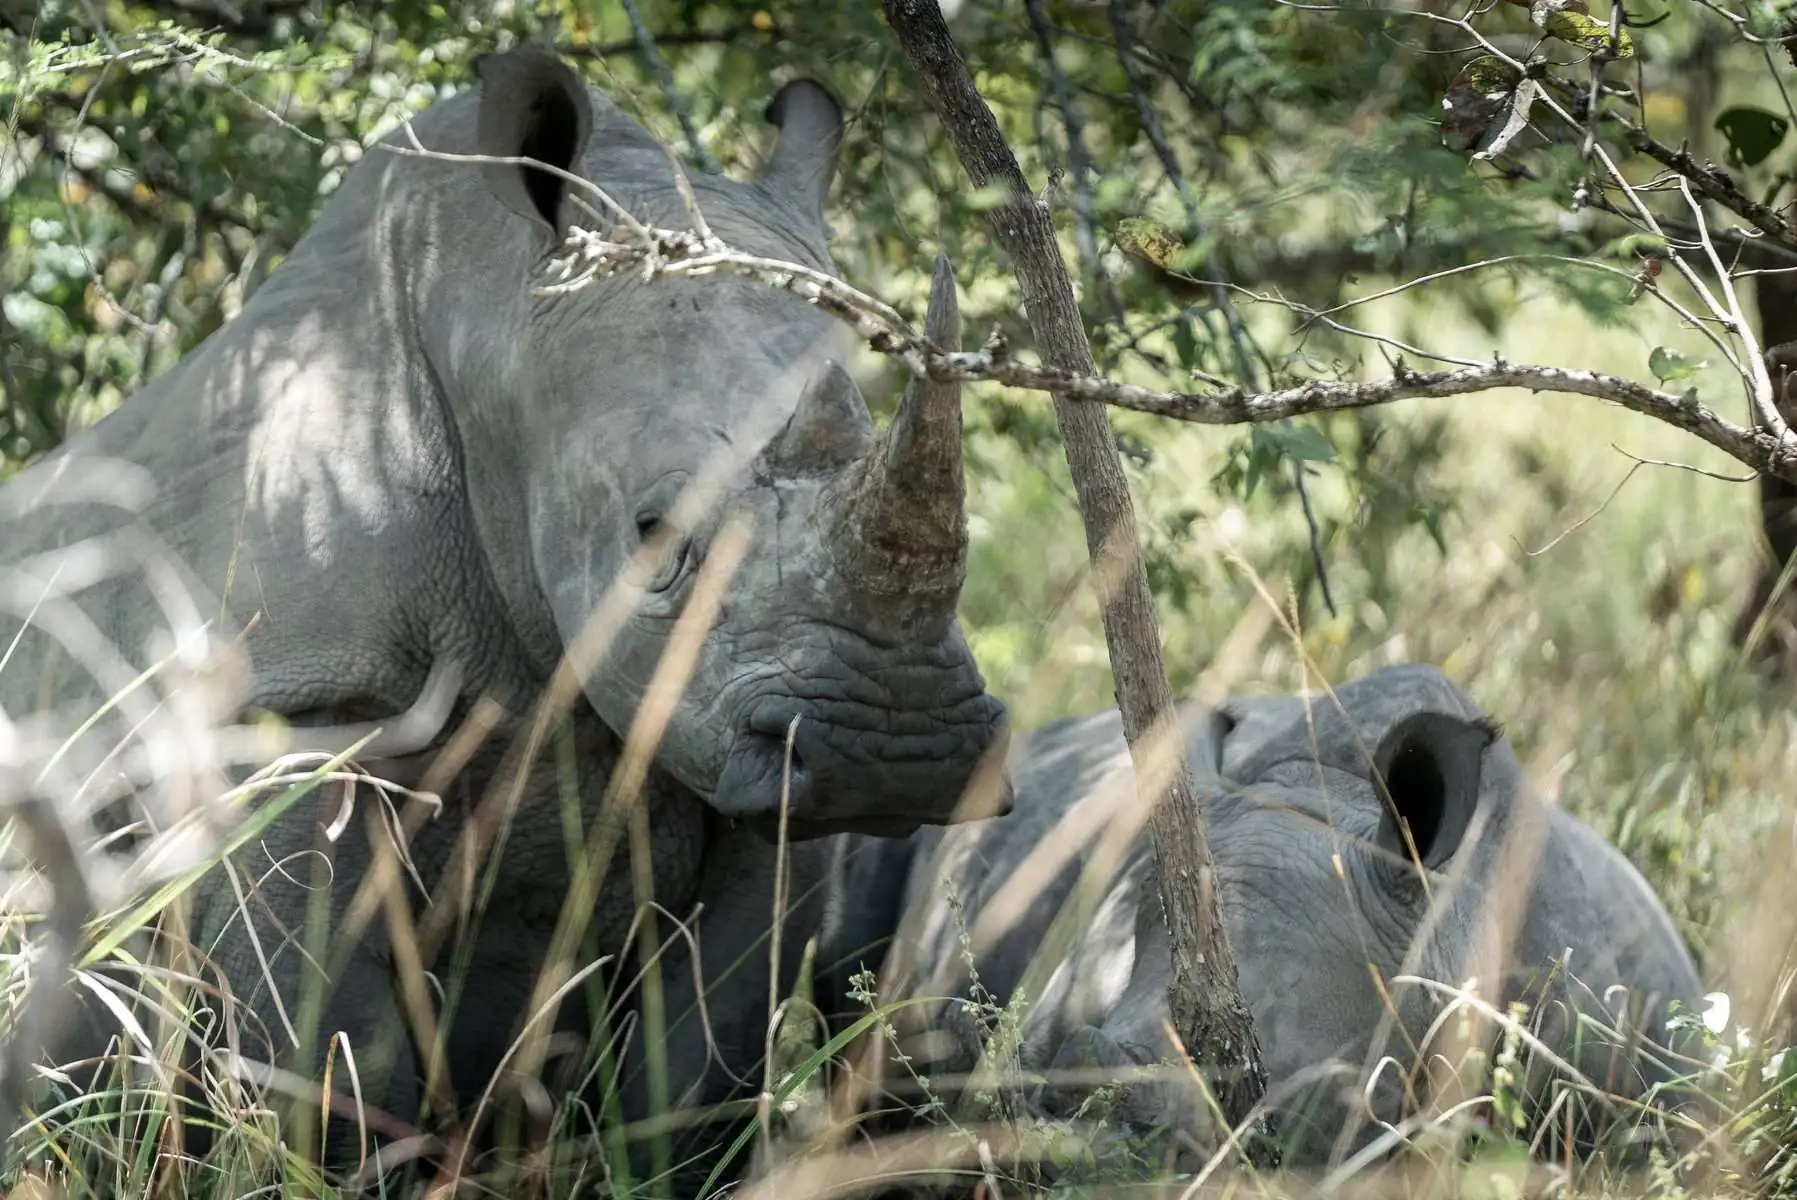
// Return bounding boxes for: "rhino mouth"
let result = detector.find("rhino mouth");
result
[710,700,1013,842]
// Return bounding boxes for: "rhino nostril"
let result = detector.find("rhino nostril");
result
[741,726,811,796]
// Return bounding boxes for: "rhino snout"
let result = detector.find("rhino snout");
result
[711,692,1012,841]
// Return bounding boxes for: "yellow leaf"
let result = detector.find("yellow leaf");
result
[1114,217,1186,272]
[1681,565,1705,610]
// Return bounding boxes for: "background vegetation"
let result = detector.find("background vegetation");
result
[4,0,1797,1194]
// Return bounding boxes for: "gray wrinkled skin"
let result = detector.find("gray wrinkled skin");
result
[878,665,1702,1164]
[0,49,1006,1181]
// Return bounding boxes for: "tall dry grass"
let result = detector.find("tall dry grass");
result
[0,279,1790,1199]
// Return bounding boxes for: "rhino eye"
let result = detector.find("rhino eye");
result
[636,513,692,592]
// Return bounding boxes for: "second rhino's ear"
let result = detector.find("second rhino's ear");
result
[759,79,844,227]
[474,47,593,234]
[1371,711,1497,872]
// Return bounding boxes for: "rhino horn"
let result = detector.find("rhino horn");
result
[762,360,877,475]
[839,253,968,616]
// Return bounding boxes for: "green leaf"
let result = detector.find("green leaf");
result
[1715,106,1791,169]
[1610,232,1669,260]
[1540,7,1635,57]
[1775,1047,1797,1105]
[1419,505,1450,556]
[1171,319,1200,371]
[1234,422,1339,495]
[1648,346,1707,383]
[1278,423,1339,462]
[1245,426,1280,497]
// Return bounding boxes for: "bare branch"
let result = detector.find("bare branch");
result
[543,221,1797,484]
[882,0,1275,1159]
[1619,117,1797,252]
[1680,175,1787,440]
[618,0,719,175]
[1021,0,1111,316]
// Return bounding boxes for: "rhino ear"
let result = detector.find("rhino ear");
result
[1371,711,1497,872]
[474,48,593,234]
[760,79,843,224]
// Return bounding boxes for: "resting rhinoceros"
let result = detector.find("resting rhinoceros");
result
[852,665,1701,1166]
[1,48,1008,1180]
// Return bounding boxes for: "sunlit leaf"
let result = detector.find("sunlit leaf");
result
[1115,217,1188,272]
[1473,79,1541,162]
[1537,5,1635,57]
[1648,346,1707,382]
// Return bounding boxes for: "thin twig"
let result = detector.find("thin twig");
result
[1523,443,1754,556]
[1681,175,1787,440]
[1617,116,1797,252]
[1022,0,1111,317]
[618,0,719,174]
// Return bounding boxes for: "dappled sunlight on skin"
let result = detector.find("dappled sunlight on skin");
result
[0,48,1022,1199]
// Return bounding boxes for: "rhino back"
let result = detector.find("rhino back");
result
[0,90,537,733]
[895,711,1130,1001]
[1511,806,1702,1081]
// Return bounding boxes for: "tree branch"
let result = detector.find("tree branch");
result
[1617,118,1797,252]
[1021,0,1109,315]
[543,224,1797,484]
[617,0,719,174]
[879,0,1276,1156]
[560,25,773,64]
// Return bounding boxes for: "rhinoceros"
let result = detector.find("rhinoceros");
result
[853,665,1701,1166]
[1,48,1008,1181]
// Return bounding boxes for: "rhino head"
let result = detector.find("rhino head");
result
[441,49,1008,839]
[1200,666,1702,1155]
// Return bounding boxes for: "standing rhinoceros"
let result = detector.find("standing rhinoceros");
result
[863,665,1701,1167]
[0,47,1008,1183]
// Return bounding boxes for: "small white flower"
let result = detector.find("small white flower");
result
[1702,991,1731,1036]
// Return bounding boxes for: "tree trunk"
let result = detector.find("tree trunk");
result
[881,0,1274,1158]
[1737,266,1797,669]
